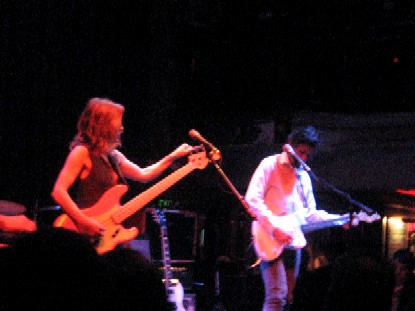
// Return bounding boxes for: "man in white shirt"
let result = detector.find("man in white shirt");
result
[245,125,345,311]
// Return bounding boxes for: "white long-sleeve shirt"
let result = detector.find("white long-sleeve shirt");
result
[245,152,336,250]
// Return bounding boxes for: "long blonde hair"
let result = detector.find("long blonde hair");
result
[70,98,125,153]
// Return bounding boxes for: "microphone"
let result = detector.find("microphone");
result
[283,144,311,172]
[189,129,221,161]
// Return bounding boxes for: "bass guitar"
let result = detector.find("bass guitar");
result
[252,211,381,261]
[53,148,209,254]
[150,208,186,311]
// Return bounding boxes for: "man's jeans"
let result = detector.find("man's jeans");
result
[260,249,301,311]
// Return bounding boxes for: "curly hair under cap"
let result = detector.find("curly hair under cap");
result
[70,98,124,153]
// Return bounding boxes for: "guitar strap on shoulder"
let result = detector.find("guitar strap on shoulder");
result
[296,172,308,209]
[108,151,129,188]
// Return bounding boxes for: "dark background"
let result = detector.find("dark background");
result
[2,1,414,310]
[3,0,415,208]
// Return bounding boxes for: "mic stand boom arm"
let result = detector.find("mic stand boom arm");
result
[310,172,374,215]
[285,143,374,215]
[211,161,256,220]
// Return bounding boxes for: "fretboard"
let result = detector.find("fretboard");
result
[301,215,350,233]
[161,234,174,285]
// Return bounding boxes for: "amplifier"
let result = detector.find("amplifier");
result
[157,262,194,290]
[145,209,198,261]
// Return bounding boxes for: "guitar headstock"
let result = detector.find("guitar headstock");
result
[188,146,210,170]
[354,211,381,223]
[149,208,167,226]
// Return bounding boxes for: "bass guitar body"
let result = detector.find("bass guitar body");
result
[53,184,139,254]
[54,148,210,255]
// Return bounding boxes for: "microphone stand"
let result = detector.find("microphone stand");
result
[210,159,256,221]
[205,155,257,311]
[308,173,374,216]
[285,143,374,216]
[306,171,377,253]
[285,144,374,230]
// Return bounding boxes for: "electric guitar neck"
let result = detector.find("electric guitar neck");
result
[150,208,186,311]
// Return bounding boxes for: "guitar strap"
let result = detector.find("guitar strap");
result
[108,151,129,188]
[296,172,308,209]
[108,151,149,233]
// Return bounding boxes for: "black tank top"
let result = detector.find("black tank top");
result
[76,151,120,208]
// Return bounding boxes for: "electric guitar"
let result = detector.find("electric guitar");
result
[252,211,381,261]
[150,208,185,311]
[53,148,209,254]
